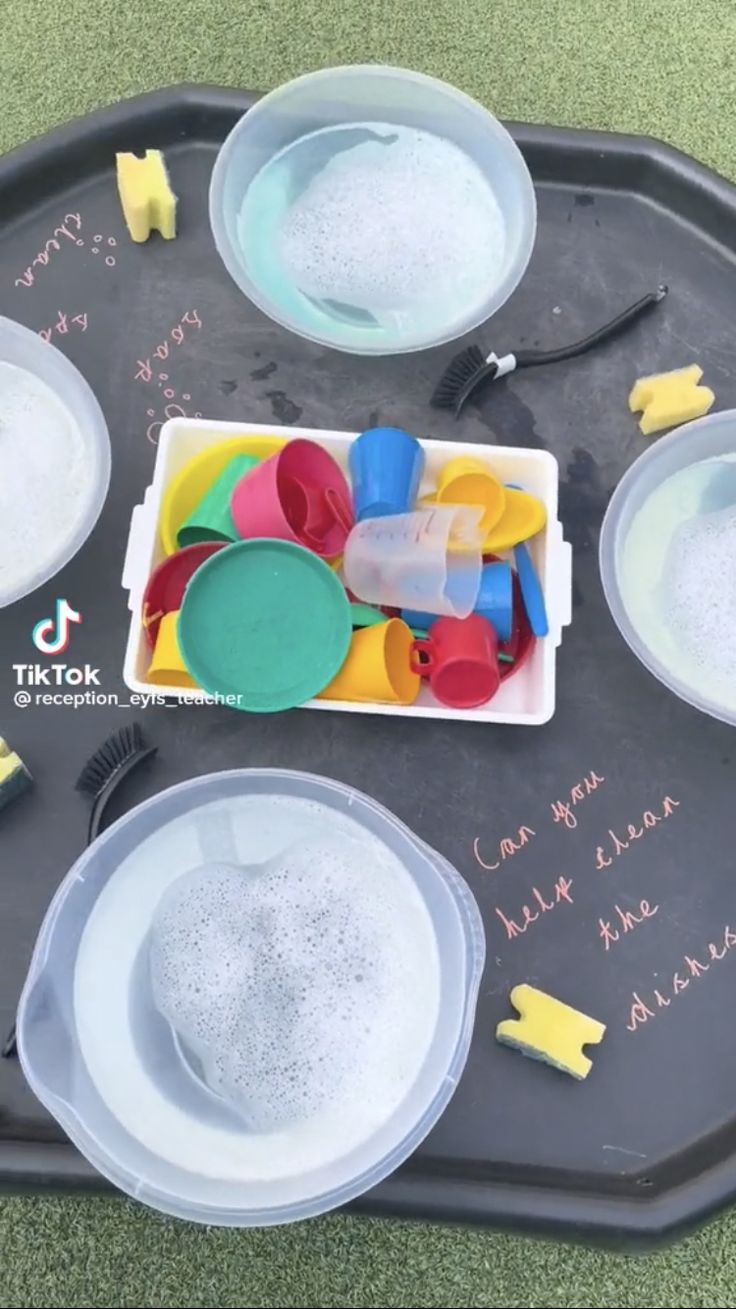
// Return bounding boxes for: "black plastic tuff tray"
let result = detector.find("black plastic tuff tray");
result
[3,85,736,1249]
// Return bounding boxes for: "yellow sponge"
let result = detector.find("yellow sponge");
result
[496,984,606,1080]
[0,737,32,813]
[115,150,177,243]
[628,364,714,436]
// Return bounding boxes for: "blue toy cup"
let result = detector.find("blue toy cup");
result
[349,427,425,522]
[400,607,438,632]
[474,560,513,641]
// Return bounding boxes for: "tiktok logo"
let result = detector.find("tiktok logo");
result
[32,600,82,655]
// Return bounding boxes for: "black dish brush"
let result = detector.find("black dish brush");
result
[431,285,668,417]
[75,721,157,845]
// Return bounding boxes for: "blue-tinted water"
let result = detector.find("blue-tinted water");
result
[237,122,506,348]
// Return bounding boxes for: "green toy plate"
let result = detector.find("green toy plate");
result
[178,540,351,712]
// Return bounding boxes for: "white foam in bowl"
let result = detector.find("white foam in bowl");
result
[0,316,111,607]
[600,409,736,726]
[16,770,485,1226]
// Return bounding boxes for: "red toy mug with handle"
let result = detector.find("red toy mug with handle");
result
[410,614,500,709]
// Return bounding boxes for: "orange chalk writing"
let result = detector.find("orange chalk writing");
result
[145,398,203,447]
[685,953,709,978]
[13,213,84,287]
[54,222,79,243]
[134,311,203,382]
[598,899,659,950]
[595,795,680,869]
[626,993,655,1031]
[473,825,536,871]
[551,800,576,829]
[550,770,605,829]
[625,922,736,1031]
[495,875,573,941]
[38,310,89,344]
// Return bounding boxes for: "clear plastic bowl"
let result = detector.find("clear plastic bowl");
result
[0,316,111,607]
[599,410,736,725]
[17,769,486,1226]
[0,316,110,607]
[209,65,537,355]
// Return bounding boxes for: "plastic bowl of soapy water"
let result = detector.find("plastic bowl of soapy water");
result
[600,409,736,726]
[209,65,536,356]
[0,316,111,607]
[16,768,486,1226]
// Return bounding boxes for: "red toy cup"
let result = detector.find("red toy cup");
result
[230,439,353,558]
[141,542,225,648]
[410,614,500,709]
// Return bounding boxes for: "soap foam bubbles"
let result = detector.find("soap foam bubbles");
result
[149,834,430,1132]
[0,362,93,604]
[278,124,506,318]
[75,793,442,1178]
[659,503,736,684]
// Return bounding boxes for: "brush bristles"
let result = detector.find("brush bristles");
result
[75,723,145,795]
[430,344,486,408]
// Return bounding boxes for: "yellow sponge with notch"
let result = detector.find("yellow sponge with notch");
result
[0,737,32,812]
[628,364,714,436]
[496,984,606,1080]
[115,150,177,243]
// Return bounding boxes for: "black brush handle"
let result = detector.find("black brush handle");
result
[515,285,668,369]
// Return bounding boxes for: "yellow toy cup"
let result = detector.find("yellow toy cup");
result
[147,611,198,689]
[434,456,506,536]
[318,618,420,706]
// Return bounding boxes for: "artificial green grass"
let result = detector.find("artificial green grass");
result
[3,1,736,1305]
[3,0,736,180]
[4,1196,736,1309]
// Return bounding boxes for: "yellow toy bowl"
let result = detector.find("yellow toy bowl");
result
[159,435,287,555]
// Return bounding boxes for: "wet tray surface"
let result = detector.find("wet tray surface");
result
[2,85,736,1247]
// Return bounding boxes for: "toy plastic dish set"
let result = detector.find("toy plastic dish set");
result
[122,420,572,725]
[209,65,536,356]
[0,316,111,607]
[17,769,486,1226]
